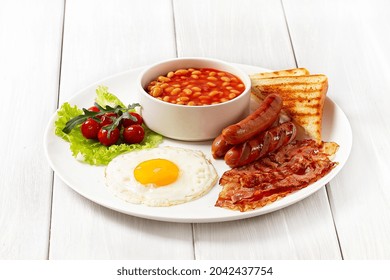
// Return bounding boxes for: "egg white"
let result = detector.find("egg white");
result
[104,146,218,206]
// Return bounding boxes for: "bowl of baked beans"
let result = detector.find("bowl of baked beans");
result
[138,57,251,141]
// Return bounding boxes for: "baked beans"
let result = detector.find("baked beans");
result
[145,68,245,106]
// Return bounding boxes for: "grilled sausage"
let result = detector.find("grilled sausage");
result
[224,122,297,168]
[211,134,233,159]
[222,94,283,145]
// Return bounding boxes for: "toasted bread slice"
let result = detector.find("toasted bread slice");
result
[249,68,311,115]
[250,68,310,79]
[251,74,328,143]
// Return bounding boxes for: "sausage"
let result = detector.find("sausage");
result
[211,134,233,159]
[222,94,283,145]
[224,122,297,168]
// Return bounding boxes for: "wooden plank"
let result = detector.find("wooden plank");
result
[50,182,194,259]
[283,0,390,259]
[58,0,176,100]
[0,0,64,259]
[49,0,194,259]
[194,190,340,259]
[174,0,296,69]
[174,0,341,259]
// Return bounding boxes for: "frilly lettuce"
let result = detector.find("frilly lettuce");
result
[95,85,126,108]
[54,86,163,165]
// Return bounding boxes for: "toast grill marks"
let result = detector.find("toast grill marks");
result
[215,139,337,212]
[249,68,310,79]
[250,73,328,144]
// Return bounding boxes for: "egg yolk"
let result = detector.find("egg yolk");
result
[134,158,179,187]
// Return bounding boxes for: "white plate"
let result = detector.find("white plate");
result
[44,64,352,223]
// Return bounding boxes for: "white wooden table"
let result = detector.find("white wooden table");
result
[1,0,390,260]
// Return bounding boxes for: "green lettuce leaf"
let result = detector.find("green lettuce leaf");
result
[54,87,163,165]
[55,102,83,142]
[95,85,126,108]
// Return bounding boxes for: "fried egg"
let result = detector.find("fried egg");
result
[104,146,218,206]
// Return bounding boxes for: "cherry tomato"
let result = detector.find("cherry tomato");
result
[99,112,118,127]
[122,112,143,128]
[123,125,145,144]
[81,118,100,139]
[88,106,100,112]
[98,127,120,146]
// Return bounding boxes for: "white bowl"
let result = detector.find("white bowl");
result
[137,57,251,141]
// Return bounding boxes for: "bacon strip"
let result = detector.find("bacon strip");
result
[215,139,338,212]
